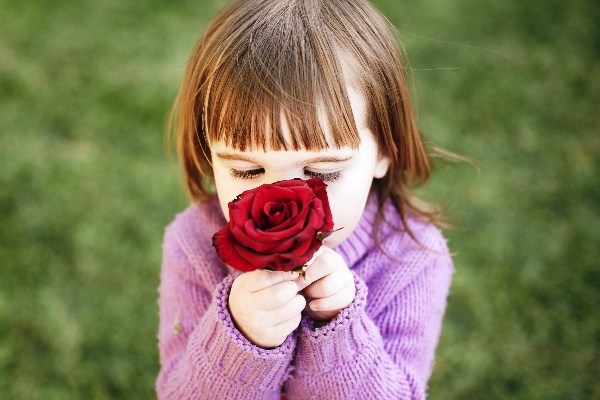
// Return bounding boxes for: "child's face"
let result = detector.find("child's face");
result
[210,87,389,248]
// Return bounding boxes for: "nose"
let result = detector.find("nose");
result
[265,169,303,183]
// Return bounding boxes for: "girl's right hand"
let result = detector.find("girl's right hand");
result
[228,270,306,349]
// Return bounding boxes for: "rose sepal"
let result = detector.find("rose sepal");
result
[316,227,344,242]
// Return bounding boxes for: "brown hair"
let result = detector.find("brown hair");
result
[171,0,449,240]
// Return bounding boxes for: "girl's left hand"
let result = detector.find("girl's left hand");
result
[294,246,356,323]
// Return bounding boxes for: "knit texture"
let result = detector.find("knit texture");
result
[156,192,454,399]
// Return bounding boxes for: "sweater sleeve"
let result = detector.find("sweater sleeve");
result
[156,216,297,399]
[284,250,453,399]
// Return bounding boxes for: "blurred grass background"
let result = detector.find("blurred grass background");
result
[0,0,598,398]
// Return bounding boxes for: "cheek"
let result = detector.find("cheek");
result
[213,171,241,222]
[218,197,230,222]
[325,202,365,247]
[215,186,232,222]
[325,175,373,247]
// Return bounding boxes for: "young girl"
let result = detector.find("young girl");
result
[157,0,454,398]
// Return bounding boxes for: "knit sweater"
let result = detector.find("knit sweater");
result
[156,193,454,399]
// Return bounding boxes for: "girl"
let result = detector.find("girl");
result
[157,0,454,399]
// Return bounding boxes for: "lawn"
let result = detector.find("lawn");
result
[1,0,598,398]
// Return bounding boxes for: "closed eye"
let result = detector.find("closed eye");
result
[304,170,341,182]
[229,168,264,180]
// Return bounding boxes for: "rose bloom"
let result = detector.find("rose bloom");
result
[210,86,390,250]
[212,178,334,272]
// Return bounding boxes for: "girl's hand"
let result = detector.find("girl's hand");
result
[295,247,356,323]
[229,270,305,349]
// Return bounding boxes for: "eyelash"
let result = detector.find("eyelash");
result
[229,169,342,182]
[304,169,342,182]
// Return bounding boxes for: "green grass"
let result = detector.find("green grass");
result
[1,0,598,398]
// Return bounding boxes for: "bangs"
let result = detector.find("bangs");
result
[200,2,360,152]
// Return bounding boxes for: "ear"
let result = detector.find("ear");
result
[373,156,390,179]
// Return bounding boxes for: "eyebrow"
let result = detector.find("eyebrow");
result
[216,152,354,166]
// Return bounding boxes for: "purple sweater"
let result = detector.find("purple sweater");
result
[156,193,453,399]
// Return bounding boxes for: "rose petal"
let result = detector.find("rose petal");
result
[254,183,314,230]
[212,226,257,272]
[268,233,310,254]
[263,201,286,226]
[271,178,306,188]
[269,228,323,268]
[234,245,281,270]
[277,237,322,270]
[263,201,303,232]
[306,177,327,193]
[269,254,297,272]
[228,190,255,226]
[308,178,333,231]
[305,204,326,230]
[275,257,300,272]
[290,232,319,256]
[232,232,321,272]
[243,210,307,241]
[232,222,293,253]
[265,253,306,272]
[251,186,300,227]
[282,201,299,221]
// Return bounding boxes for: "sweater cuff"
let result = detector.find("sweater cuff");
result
[188,274,297,392]
[295,271,377,374]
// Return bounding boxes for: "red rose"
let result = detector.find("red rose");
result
[212,178,334,272]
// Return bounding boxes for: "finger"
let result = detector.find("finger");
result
[308,281,356,312]
[304,247,325,268]
[273,309,303,333]
[254,280,300,310]
[303,267,349,299]
[295,248,341,290]
[268,294,306,325]
[263,313,302,346]
[244,269,299,292]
